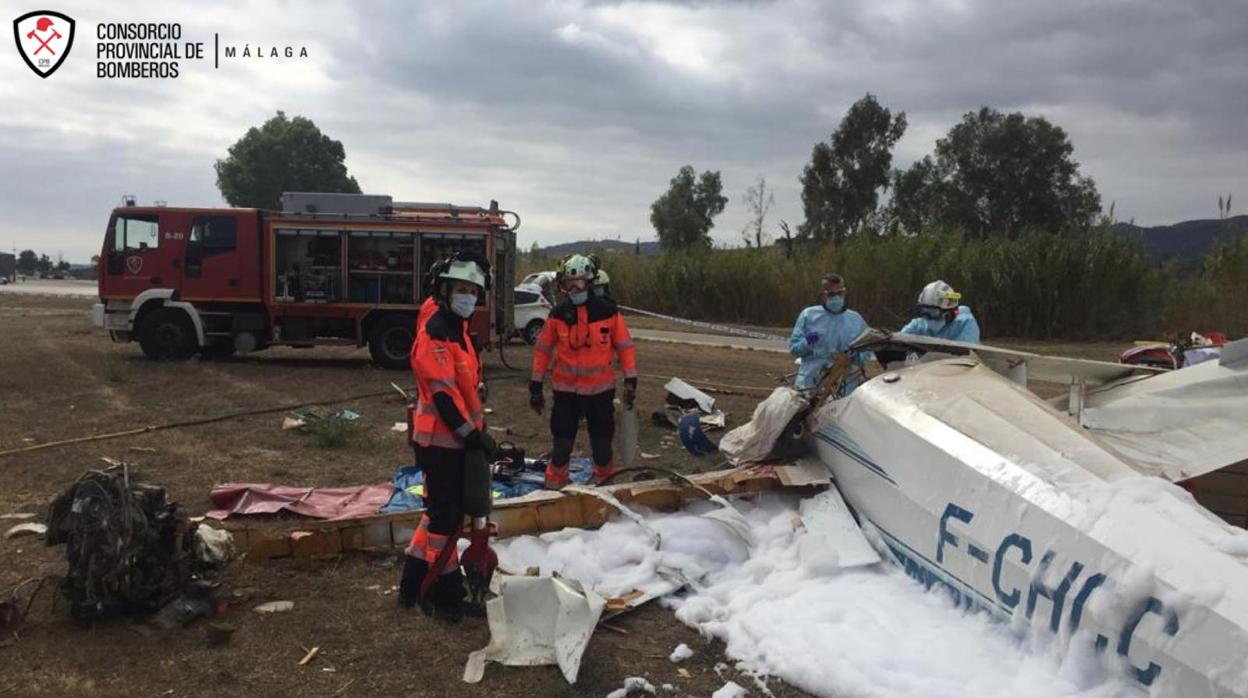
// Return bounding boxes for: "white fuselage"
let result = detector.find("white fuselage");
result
[809,359,1248,697]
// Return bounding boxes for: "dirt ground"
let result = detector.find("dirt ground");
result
[0,295,1130,697]
[0,295,806,698]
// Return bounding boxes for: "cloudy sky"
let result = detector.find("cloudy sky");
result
[2,0,1245,261]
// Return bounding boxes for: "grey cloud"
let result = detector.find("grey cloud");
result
[1,0,1246,260]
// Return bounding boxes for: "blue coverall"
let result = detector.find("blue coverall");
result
[898,305,981,343]
[788,305,870,391]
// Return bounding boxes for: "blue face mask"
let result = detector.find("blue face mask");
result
[569,290,589,305]
[450,293,477,319]
[824,295,845,313]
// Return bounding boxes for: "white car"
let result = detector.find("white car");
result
[514,283,552,345]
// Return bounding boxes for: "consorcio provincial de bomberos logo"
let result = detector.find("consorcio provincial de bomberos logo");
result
[13,10,75,78]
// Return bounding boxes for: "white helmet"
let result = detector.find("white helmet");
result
[593,268,610,287]
[557,254,596,284]
[918,280,961,311]
[440,259,488,289]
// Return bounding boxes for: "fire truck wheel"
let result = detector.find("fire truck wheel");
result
[368,315,415,370]
[139,308,198,361]
[523,319,544,346]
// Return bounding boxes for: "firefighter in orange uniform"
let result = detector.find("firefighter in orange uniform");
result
[529,254,638,488]
[399,255,497,621]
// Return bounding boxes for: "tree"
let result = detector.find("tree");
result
[37,254,52,274]
[17,250,37,274]
[891,107,1101,238]
[214,111,361,210]
[650,165,727,250]
[741,175,775,248]
[799,94,907,243]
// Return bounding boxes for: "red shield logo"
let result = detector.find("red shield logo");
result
[125,256,143,275]
[13,10,75,78]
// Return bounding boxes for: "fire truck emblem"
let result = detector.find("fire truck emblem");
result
[125,255,143,275]
[13,11,75,78]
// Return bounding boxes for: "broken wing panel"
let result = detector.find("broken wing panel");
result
[1081,342,1248,481]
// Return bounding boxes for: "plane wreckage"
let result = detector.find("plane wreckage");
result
[212,331,1248,694]
[787,331,1248,697]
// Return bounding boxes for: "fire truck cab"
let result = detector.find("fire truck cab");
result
[92,193,518,368]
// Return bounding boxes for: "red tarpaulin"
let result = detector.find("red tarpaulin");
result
[206,483,393,521]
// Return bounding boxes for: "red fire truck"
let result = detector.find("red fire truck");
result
[92,193,519,368]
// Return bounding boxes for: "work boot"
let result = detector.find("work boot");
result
[396,554,427,609]
[591,462,618,485]
[420,570,465,623]
[545,463,571,490]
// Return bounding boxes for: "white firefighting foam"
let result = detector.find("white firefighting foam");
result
[495,494,1141,698]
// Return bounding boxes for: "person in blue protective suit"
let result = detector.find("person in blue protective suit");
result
[899,280,980,343]
[788,273,870,391]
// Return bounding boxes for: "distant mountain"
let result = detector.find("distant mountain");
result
[532,239,662,258]
[1112,216,1248,267]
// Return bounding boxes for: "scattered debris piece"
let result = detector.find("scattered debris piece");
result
[640,452,660,460]
[668,643,694,663]
[128,446,158,454]
[712,681,748,698]
[205,621,236,647]
[4,522,46,540]
[678,413,719,456]
[46,466,200,621]
[463,576,605,685]
[0,577,46,637]
[795,486,880,568]
[676,668,692,679]
[661,684,676,692]
[719,386,809,465]
[0,512,36,520]
[606,677,657,698]
[484,407,495,415]
[391,422,407,433]
[253,600,294,614]
[150,581,224,630]
[194,526,236,563]
[665,378,715,413]
[283,409,361,432]
[299,646,321,666]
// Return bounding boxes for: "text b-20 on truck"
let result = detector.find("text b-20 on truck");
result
[92,192,519,368]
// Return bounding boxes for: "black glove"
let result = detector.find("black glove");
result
[622,378,637,409]
[529,381,545,415]
[464,429,484,451]
[480,428,499,460]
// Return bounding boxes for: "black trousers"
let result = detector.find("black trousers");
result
[400,444,465,609]
[550,389,615,467]
[415,444,464,538]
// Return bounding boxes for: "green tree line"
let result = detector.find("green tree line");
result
[524,229,1247,340]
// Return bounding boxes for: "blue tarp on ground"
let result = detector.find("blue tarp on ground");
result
[380,458,594,514]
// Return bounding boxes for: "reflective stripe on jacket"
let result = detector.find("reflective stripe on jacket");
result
[410,308,483,449]
[531,296,636,395]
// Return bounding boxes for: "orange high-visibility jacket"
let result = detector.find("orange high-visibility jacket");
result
[531,296,637,395]
[408,296,439,369]
[410,308,484,449]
